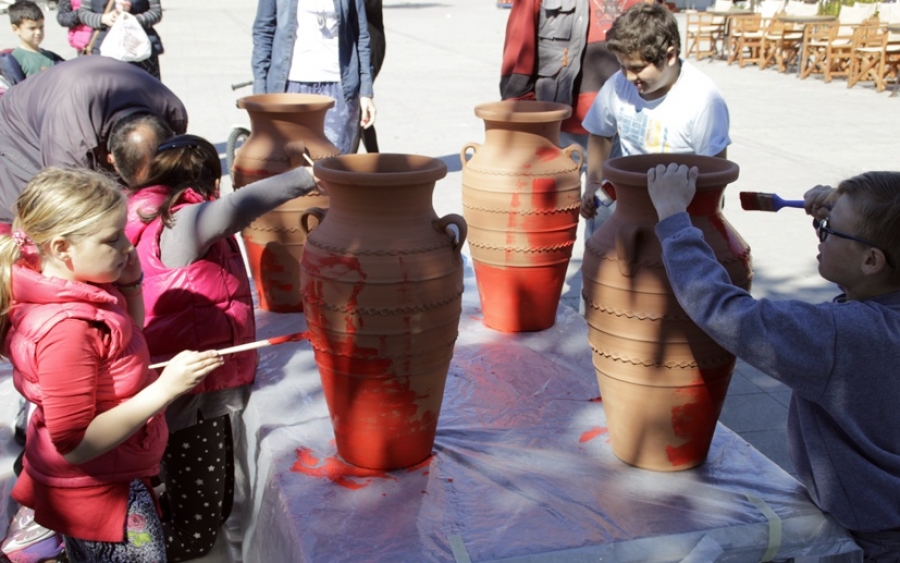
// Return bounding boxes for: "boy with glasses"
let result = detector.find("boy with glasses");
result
[648,164,900,561]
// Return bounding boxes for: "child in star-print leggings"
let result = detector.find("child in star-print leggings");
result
[160,413,235,562]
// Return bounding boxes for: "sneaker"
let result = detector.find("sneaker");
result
[1,506,64,563]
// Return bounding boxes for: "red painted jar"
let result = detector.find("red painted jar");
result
[582,154,751,471]
[461,100,582,332]
[231,93,338,312]
[299,154,467,470]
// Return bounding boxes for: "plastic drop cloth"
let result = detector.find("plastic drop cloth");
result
[232,261,862,563]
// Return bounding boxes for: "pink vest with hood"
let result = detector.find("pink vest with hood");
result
[127,186,257,394]
[5,265,167,487]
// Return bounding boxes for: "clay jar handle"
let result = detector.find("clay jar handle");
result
[433,214,468,256]
[563,143,584,171]
[615,224,645,278]
[459,143,481,169]
[299,207,327,235]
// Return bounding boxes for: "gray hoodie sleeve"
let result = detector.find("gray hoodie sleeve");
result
[159,167,317,268]
[655,212,838,401]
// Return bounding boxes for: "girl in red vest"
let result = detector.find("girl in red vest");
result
[1,167,222,561]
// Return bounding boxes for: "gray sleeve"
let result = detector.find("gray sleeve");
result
[159,167,317,268]
[134,0,162,28]
[655,212,837,400]
[77,6,105,29]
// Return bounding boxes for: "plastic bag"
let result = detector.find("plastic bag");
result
[99,12,151,63]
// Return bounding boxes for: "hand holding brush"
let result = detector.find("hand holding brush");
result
[739,192,805,212]
[148,331,309,370]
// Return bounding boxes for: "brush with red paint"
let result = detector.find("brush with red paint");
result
[148,331,309,369]
[739,192,805,212]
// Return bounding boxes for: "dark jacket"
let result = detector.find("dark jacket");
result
[0,56,187,222]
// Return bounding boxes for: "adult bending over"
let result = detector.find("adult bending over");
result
[0,55,186,224]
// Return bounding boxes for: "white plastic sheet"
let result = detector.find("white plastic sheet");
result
[236,262,862,562]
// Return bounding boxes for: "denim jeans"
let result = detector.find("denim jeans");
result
[851,528,900,562]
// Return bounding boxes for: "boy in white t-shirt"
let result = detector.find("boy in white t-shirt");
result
[579,2,731,221]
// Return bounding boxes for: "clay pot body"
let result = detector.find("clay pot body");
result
[299,154,467,470]
[582,154,750,471]
[462,100,582,332]
[232,93,339,312]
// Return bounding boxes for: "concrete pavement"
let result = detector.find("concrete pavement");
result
[2,1,899,558]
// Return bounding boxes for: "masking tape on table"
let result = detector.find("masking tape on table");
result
[449,534,472,563]
[745,492,783,562]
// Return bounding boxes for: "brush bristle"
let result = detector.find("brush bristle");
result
[739,192,777,212]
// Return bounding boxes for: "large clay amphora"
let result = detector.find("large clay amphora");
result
[462,100,582,332]
[582,154,750,471]
[232,93,339,313]
[299,154,467,470]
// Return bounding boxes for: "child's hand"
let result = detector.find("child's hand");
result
[157,350,223,397]
[580,183,601,219]
[117,248,143,288]
[803,185,834,220]
[647,163,698,221]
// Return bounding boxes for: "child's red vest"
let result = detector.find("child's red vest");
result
[6,265,167,487]
[127,186,257,394]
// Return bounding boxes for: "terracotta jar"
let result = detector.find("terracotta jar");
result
[462,100,582,332]
[582,154,750,471]
[232,93,339,312]
[299,154,467,470]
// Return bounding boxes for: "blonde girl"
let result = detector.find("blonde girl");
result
[1,168,222,562]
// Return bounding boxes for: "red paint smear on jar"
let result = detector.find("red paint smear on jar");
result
[666,387,716,467]
[531,178,557,210]
[535,146,560,162]
[579,427,608,443]
[291,447,396,489]
[301,253,367,334]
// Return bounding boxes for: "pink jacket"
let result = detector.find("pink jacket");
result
[127,186,257,394]
[5,265,167,487]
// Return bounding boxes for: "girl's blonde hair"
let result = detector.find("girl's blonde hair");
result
[0,168,126,343]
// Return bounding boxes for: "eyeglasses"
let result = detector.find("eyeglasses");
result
[813,217,894,267]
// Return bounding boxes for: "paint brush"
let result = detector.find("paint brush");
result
[148,331,309,370]
[739,192,805,212]
[303,154,315,167]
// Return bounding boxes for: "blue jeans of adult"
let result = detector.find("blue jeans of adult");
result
[286,81,360,155]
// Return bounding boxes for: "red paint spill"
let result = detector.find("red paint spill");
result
[579,427,608,443]
[588,396,603,403]
[291,447,397,489]
[447,478,453,483]
[406,456,434,473]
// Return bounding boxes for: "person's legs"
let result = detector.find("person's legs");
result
[286,81,359,154]
[130,54,161,81]
[63,480,166,563]
[160,414,232,562]
[850,528,900,562]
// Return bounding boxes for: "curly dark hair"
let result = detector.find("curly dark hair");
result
[606,3,680,67]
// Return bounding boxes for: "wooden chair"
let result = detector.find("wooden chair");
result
[761,15,803,71]
[825,17,879,83]
[799,20,839,78]
[685,11,726,60]
[847,23,900,91]
[727,13,765,66]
